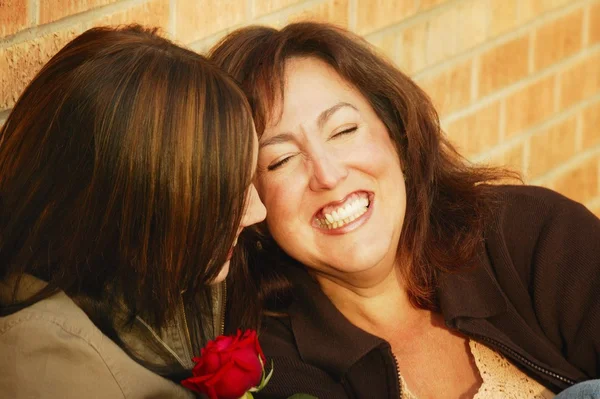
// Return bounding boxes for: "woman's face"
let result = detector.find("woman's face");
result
[212,131,266,284]
[257,57,407,281]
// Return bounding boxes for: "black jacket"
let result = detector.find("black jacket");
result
[257,186,600,398]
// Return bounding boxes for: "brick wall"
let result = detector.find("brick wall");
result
[1,0,599,215]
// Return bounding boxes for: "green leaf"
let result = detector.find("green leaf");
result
[261,360,275,388]
[255,360,274,391]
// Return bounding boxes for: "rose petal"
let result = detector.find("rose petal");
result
[201,361,235,386]
[184,330,266,399]
[213,335,235,351]
[181,376,219,399]
[195,352,221,375]
[233,354,262,375]
[210,366,261,399]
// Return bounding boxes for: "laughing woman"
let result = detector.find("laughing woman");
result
[0,26,265,398]
[211,22,600,398]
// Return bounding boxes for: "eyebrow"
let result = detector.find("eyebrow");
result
[317,102,357,129]
[259,102,358,149]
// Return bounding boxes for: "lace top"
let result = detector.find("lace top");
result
[400,340,556,398]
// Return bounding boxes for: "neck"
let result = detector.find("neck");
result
[313,264,429,341]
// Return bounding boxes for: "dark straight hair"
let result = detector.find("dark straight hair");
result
[211,22,518,329]
[0,25,255,338]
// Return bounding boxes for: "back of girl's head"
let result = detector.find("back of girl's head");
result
[0,25,255,326]
[211,22,514,315]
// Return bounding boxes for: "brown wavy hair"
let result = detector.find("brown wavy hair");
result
[0,26,255,334]
[211,22,518,329]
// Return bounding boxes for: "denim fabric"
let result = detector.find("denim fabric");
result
[556,380,600,399]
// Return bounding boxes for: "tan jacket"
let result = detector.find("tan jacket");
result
[0,275,226,398]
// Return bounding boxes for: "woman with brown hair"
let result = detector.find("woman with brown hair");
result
[0,25,265,398]
[211,22,600,398]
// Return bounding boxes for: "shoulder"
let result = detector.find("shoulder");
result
[486,184,599,254]
[484,184,600,321]
[0,293,127,398]
[489,187,600,378]
[482,185,600,316]
[0,293,193,399]
[0,290,109,348]
[492,184,588,218]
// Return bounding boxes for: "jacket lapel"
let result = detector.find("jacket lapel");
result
[285,266,385,376]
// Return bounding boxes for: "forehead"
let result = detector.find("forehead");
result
[266,57,360,129]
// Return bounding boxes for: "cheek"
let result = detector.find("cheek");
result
[259,179,294,225]
[366,132,402,173]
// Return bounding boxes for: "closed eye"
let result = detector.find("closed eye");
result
[331,126,358,139]
[267,155,295,171]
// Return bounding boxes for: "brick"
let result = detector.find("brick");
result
[98,0,169,27]
[0,0,29,37]
[0,31,76,110]
[546,157,599,204]
[252,0,304,18]
[444,101,501,157]
[489,0,519,37]
[520,0,574,22]
[590,2,600,45]
[478,35,529,98]
[422,1,488,66]
[39,0,119,25]
[417,60,472,117]
[425,7,456,66]
[487,142,525,173]
[0,0,170,110]
[287,0,349,27]
[559,52,600,109]
[175,0,247,43]
[396,23,427,74]
[367,32,398,64]
[505,75,555,137]
[0,48,7,109]
[581,100,600,149]
[534,10,583,71]
[419,0,449,11]
[455,0,488,53]
[356,0,416,35]
[528,116,577,179]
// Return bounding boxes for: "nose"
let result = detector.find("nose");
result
[240,184,266,228]
[308,151,348,192]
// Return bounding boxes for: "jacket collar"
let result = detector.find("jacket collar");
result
[285,265,386,377]
[0,273,226,372]
[436,249,507,321]
[284,249,507,377]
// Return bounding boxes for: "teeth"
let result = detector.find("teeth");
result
[320,197,369,229]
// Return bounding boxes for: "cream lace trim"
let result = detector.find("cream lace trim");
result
[400,340,556,398]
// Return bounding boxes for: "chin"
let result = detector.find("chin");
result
[328,241,393,270]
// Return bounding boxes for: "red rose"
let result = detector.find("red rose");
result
[182,329,267,399]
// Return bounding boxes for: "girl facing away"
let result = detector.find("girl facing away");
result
[0,25,265,398]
